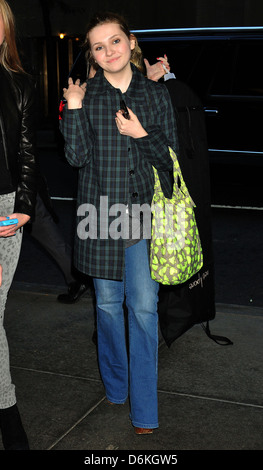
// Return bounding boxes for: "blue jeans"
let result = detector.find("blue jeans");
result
[93,239,159,429]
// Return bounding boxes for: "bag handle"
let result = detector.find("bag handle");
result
[152,147,195,206]
[201,321,233,346]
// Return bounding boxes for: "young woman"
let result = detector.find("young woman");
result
[61,11,178,434]
[0,0,36,450]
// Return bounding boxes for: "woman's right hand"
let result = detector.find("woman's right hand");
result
[144,56,170,82]
[0,213,30,238]
[63,77,87,109]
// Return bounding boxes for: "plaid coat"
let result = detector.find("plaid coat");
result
[60,64,178,280]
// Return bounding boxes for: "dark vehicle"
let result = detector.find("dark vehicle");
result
[132,26,263,207]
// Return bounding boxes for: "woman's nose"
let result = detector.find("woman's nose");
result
[105,46,113,56]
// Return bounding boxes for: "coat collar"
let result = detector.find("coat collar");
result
[86,63,147,103]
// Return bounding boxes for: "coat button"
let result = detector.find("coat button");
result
[129,169,134,176]
[132,192,138,198]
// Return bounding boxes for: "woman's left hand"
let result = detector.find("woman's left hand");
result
[0,213,30,238]
[115,108,148,139]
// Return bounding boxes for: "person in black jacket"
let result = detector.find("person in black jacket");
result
[0,0,36,450]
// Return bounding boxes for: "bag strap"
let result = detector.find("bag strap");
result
[201,321,233,346]
[152,147,193,203]
[168,147,195,205]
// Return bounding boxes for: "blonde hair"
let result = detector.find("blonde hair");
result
[0,0,24,73]
[129,33,144,73]
[84,11,145,74]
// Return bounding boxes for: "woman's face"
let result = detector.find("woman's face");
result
[88,22,135,75]
[0,14,5,46]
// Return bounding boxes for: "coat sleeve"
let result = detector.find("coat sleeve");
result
[14,77,37,216]
[60,107,95,168]
[133,85,178,172]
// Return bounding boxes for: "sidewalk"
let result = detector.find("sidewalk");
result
[2,284,263,453]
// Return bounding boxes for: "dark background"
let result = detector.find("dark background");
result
[7,1,263,127]
[9,0,263,35]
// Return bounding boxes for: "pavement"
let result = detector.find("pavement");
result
[1,282,263,458]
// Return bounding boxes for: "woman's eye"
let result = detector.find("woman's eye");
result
[95,46,102,51]
[113,39,120,44]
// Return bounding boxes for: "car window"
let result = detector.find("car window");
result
[207,43,237,95]
[138,39,224,99]
[208,41,263,97]
[233,43,263,96]
[182,42,225,97]
[140,37,263,99]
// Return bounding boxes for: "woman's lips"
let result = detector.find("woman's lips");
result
[107,57,120,63]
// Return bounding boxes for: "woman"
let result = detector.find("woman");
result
[61,11,178,434]
[0,0,36,450]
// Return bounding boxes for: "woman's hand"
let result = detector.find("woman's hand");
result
[144,55,170,82]
[115,108,148,139]
[63,77,87,109]
[0,213,30,238]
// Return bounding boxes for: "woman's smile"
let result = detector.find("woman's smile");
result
[107,56,120,63]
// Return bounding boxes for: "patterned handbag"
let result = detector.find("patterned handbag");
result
[150,147,203,285]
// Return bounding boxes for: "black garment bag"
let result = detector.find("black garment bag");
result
[158,79,232,347]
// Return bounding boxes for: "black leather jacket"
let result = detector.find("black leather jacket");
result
[0,65,36,216]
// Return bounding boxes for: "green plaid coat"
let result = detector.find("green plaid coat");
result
[60,64,178,280]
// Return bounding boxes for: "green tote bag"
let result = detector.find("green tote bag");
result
[150,147,203,285]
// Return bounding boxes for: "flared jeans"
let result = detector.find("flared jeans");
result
[93,239,159,429]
